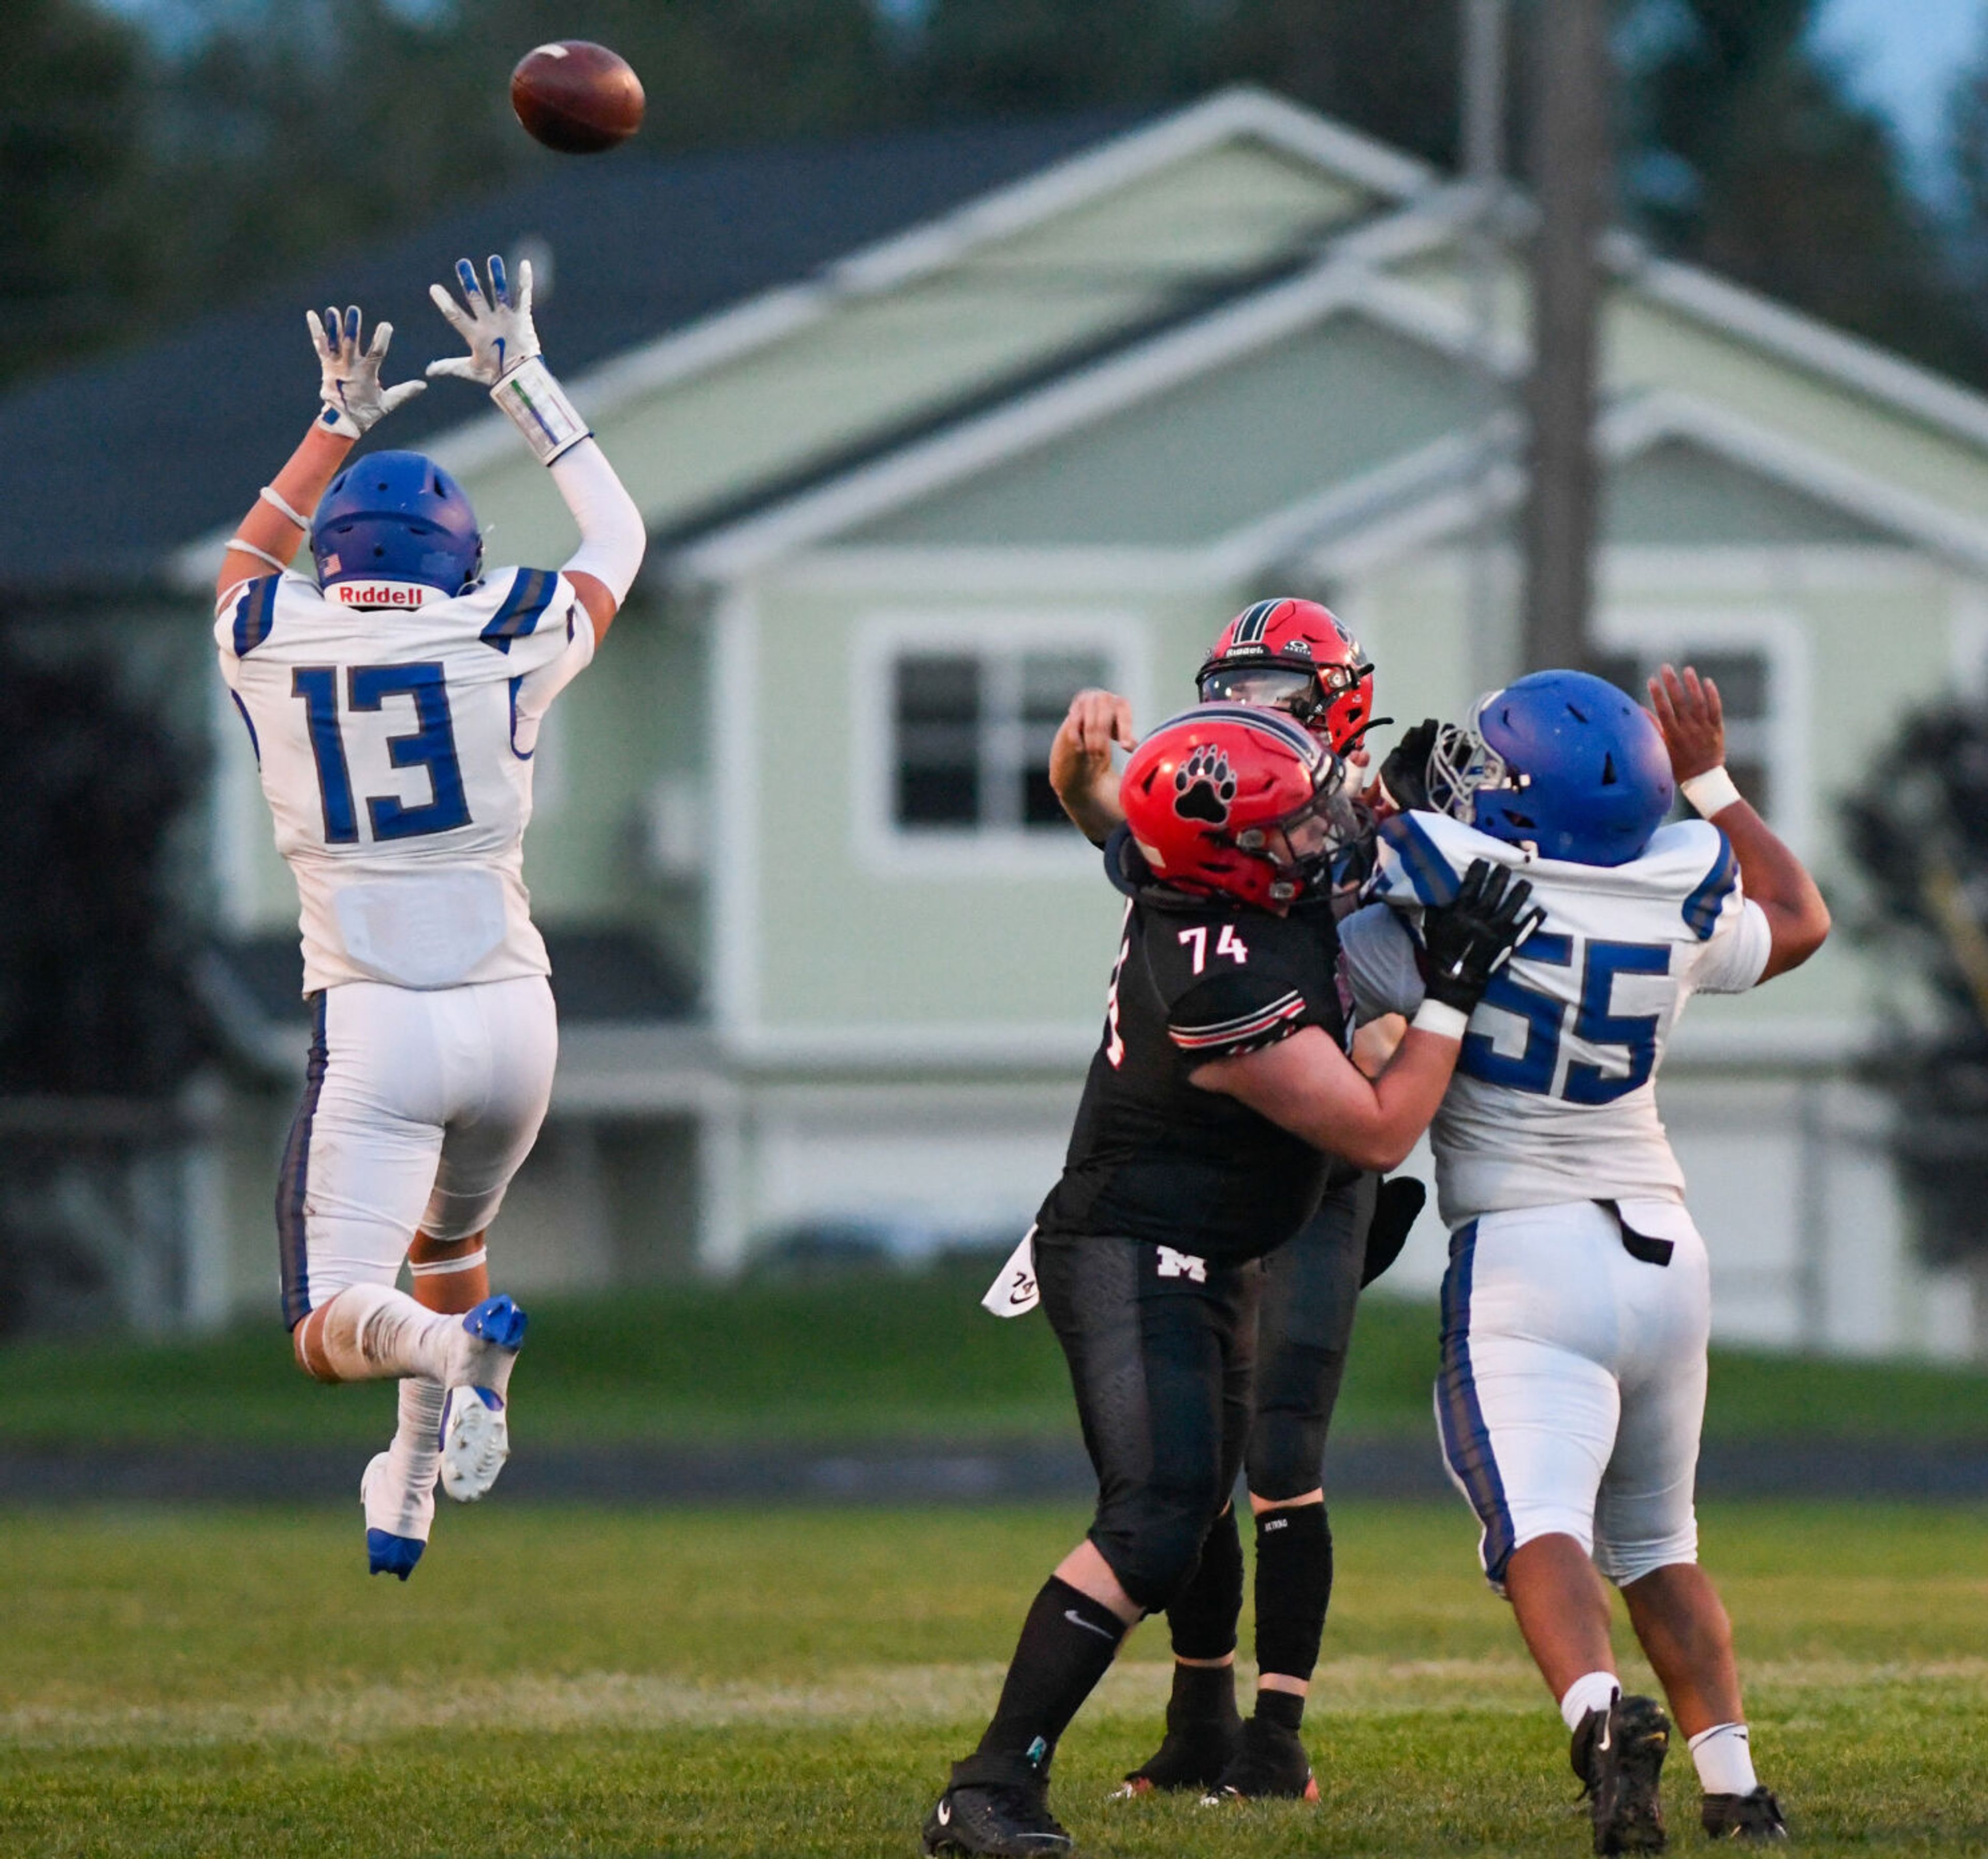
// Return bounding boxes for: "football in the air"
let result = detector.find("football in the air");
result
[510,41,645,154]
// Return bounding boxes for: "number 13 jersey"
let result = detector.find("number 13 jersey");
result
[1338,810,1771,1224]
[214,568,594,993]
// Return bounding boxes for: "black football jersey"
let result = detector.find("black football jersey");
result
[1034,831,1356,1262]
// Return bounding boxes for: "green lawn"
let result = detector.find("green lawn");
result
[0,1500,1982,1855]
[1,1265,1984,1448]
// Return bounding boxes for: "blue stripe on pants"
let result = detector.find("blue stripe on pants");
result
[1435,1219,1517,1582]
[276,992,329,1330]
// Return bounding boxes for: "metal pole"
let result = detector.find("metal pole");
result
[1521,0,1611,675]
[1461,0,1510,691]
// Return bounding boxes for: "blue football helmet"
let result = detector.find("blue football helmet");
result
[1426,669,1674,866]
[312,451,483,599]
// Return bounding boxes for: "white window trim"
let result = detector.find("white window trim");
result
[1591,604,1812,855]
[851,609,1151,877]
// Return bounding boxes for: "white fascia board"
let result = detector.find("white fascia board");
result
[673,193,1516,585]
[1307,390,1988,583]
[1633,258,1988,455]
[677,258,1379,579]
[829,86,1430,299]
[1200,420,1519,583]
[767,545,1223,597]
[1607,393,1988,574]
[1374,201,1988,462]
[476,90,1434,448]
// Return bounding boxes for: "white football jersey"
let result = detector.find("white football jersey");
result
[215,568,594,992]
[1338,810,1771,1224]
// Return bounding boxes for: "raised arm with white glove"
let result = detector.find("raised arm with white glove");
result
[216,307,425,602]
[427,255,645,638]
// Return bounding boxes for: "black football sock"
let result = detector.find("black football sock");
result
[1164,1658,1240,1731]
[1253,1503,1333,1723]
[1166,1504,1245,1663]
[1253,1686,1306,1734]
[972,1575,1128,1770]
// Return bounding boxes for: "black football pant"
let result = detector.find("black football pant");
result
[1247,1167,1375,1500]
[1034,1228,1261,1615]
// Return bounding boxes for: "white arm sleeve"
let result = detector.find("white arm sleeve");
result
[1338,903,1427,1023]
[551,438,645,608]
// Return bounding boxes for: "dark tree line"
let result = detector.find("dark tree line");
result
[9,0,1988,394]
[1841,702,1988,1271]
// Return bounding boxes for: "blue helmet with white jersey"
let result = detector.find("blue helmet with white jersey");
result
[1426,669,1673,867]
[311,451,483,603]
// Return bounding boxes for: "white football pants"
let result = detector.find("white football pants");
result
[1434,1198,1710,1591]
[277,976,557,1327]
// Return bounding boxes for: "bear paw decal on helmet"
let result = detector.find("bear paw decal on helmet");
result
[1174,745,1237,825]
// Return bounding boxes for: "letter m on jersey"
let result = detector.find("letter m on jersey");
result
[1156,1246,1207,1282]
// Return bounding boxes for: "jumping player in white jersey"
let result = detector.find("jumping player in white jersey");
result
[214,255,645,1578]
[1339,666,1829,1852]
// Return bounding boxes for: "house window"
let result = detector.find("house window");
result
[1592,645,1775,820]
[892,647,1112,833]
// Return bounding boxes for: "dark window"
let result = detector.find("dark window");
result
[890,646,1110,834]
[1019,651,1107,827]
[1594,646,1773,820]
[895,655,979,827]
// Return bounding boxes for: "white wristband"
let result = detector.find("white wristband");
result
[491,356,591,464]
[1412,999,1471,1041]
[1680,766,1742,818]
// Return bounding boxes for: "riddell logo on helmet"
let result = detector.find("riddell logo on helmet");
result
[330,581,439,608]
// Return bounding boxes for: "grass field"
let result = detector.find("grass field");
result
[1,1498,1983,1856]
[3,1265,1986,1447]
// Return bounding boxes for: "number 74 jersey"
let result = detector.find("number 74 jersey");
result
[215,568,594,993]
[1338,809,1772,1224]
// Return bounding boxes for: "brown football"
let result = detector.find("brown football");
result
[510,41,645,154]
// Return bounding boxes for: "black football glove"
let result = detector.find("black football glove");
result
[1419,858,1544,1014]
[1377,718,1439,813]
[1360,1175,1426,1288]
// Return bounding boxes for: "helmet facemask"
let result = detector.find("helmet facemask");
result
[1230,766,1363,902]
[1427,697,1534,837]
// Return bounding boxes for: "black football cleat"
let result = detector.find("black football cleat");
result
[1701,1788,1788,1842]
[924,1753,1072,1856]
[1202,1714,1320,1804]
[1113,1713,1242,1797]
[1571,1692,1671,1853]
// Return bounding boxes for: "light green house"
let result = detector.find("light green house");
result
[186,89,1988,1355]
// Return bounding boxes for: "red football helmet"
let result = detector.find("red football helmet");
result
[1195,597,1376,754]
[1119,704,1358,909]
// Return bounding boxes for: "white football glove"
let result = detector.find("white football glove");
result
[308,306,425,438]
[426,254,540,386]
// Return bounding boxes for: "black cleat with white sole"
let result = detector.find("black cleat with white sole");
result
[924,1752,1072,1856]
[920,1787,1070,1857]
[1701,1787,1788,1842]
[1571,1692,1670,1854]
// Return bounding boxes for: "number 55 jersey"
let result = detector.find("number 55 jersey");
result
[1338,809,1771,1224]
[215,568,592,992]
